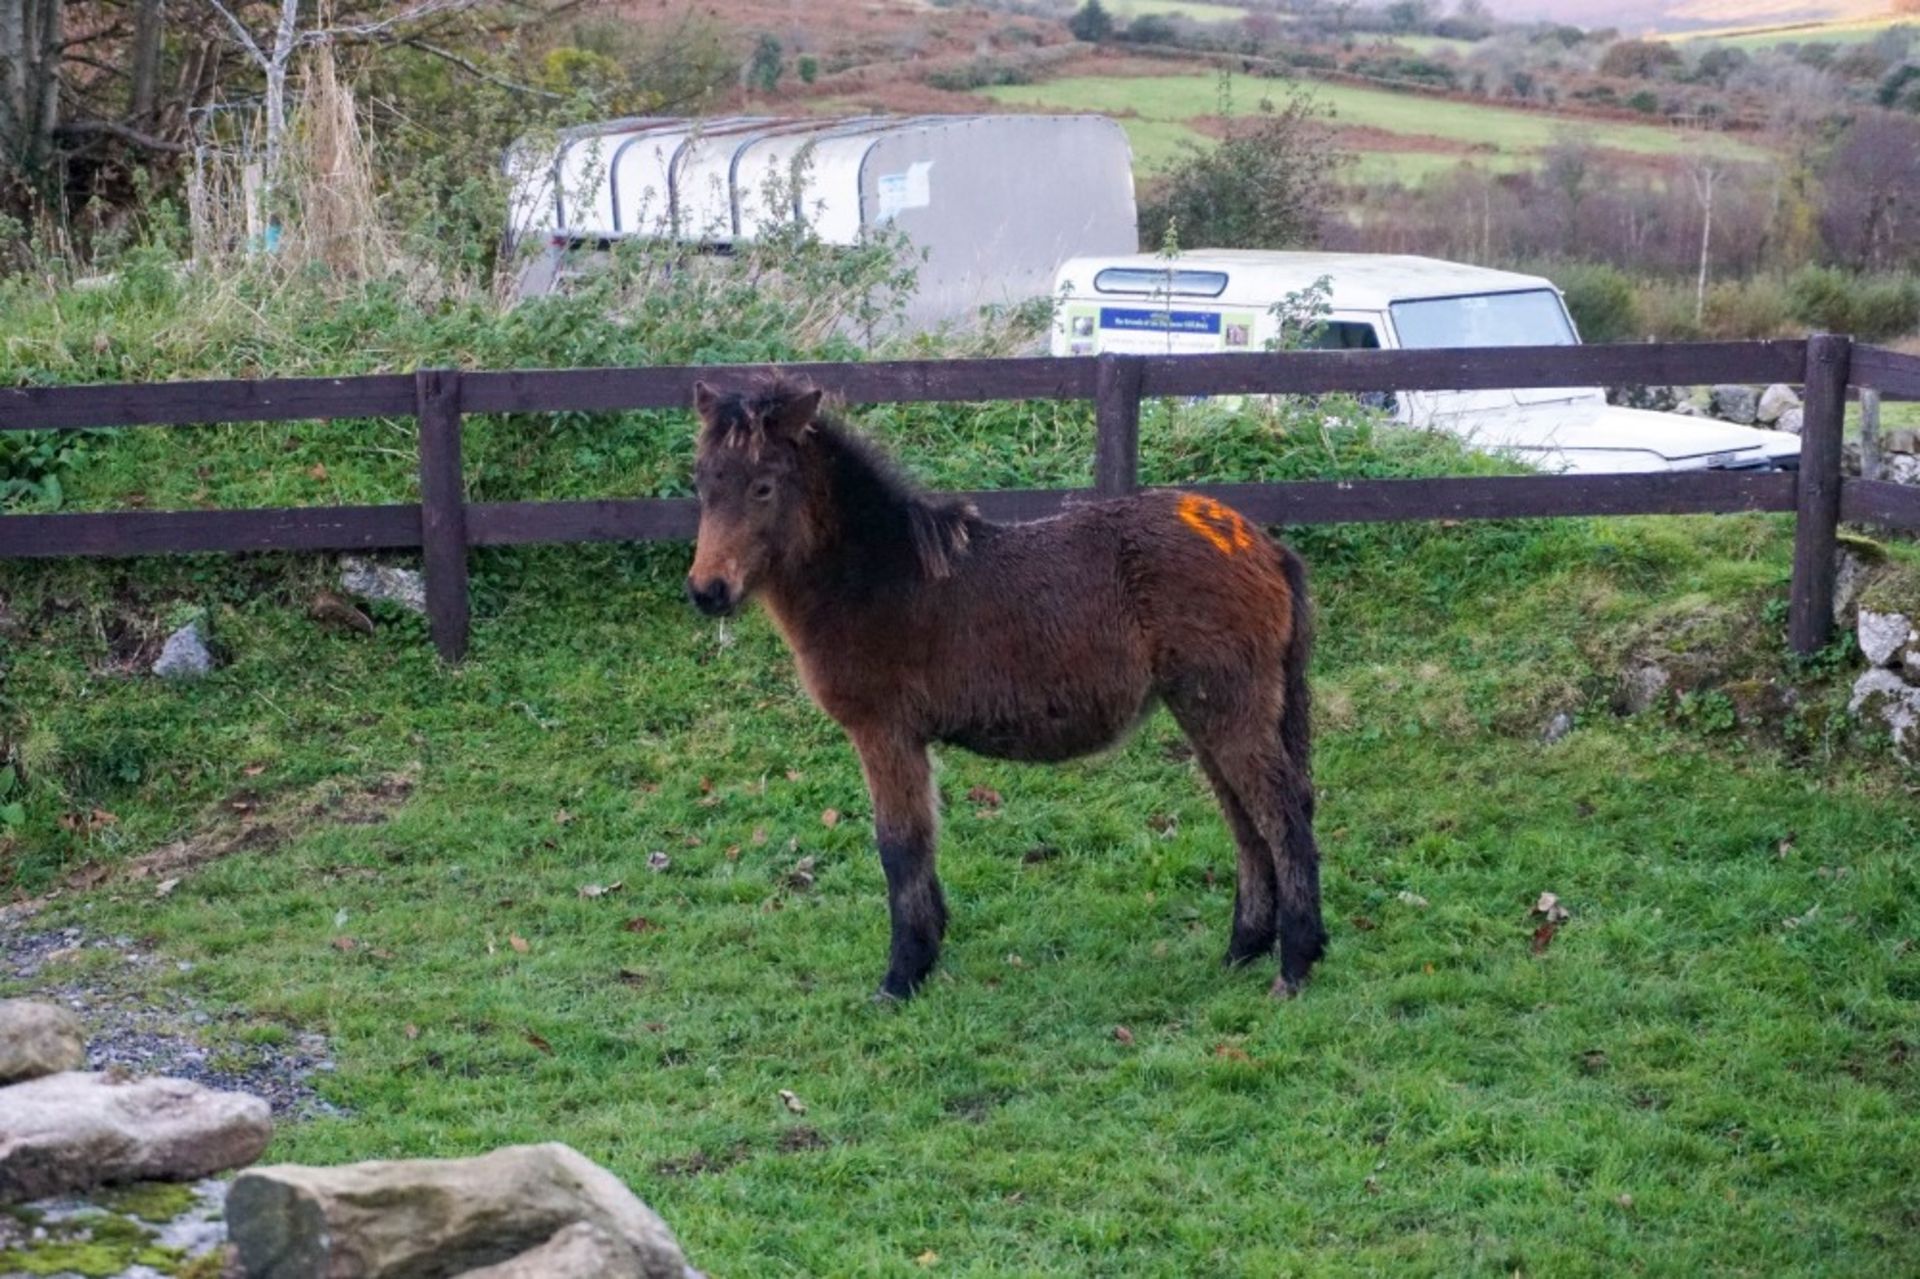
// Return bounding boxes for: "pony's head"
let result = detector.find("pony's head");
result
[686,376,825,616]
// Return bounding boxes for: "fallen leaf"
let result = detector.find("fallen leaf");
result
[647,851,671,872]
[308,463,329,481]
[699,776,714,794]
[787,855,817,890]
[1531,921,1559,955]
[752,826,769,846]
[916,1251,939,1268]
[1213,1043,1251,1062]
[577,882,624,899]
[1113,1025,1135,1045]
[525,1031,554,1055]
[554,809,575,826]
[403,1023,420,1040]
[785,770,803,782]
[1617,1193,1634,1210]
[623,916,661,933]
[1397,890,1429,909]
[331,936,357,952]
[509,933,530,954]
[725,845,742,862]
[821,808,841,829]
[1148,813,1178,837]
[242,763,269,777]
[967,785,1003,809]
[1533,891,1570,923]
[1364,1175,1382,1195]
[778,1088,807,1114]
[154,877,180,899]
[1579,1049,1608,1074]
[1006,953,1025,968]
[1350,915,1378,931]
[308,591,374,635]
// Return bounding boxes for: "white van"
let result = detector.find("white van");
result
[1050,250,1801,476]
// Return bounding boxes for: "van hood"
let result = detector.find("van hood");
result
[1425,401,1792,473]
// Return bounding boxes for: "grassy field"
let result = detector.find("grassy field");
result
[4,252,1920,1274]
[7,389,1920,1275]
[1666,14,1915,49]
[1109,0,1252,21]
[979,73,1771,182]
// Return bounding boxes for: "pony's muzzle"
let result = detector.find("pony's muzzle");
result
[686,576,737,617]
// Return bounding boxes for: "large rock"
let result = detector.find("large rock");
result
[454,1222,649,1279]
[1858,608,1915,668]
[339,557,427,615]
[1756,383,1800,424]
[0,1072,272,1203]
[152,619,214,679]
[0,999,85,1084]
[1850,670,1920,759]
[1710,384,1759,424]
[1775,407,1804,437]
[227,1142,697,1279]
[1621,663,1671,714]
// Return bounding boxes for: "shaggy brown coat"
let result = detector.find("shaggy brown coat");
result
[687,376,1322,1000]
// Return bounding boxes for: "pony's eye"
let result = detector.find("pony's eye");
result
[751,479,776,502]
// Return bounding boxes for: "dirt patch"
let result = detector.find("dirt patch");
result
[1,927,342,1118]
[27,766,419,912]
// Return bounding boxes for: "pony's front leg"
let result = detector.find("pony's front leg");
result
[850,728,946,1001]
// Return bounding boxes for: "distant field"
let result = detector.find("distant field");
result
[1380,33,1480,55]
[1664,14,1914,48]
[1109,0,1253,21]
[981,73,1771,182]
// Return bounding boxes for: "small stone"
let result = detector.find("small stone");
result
[339,557,428,615]
[1621,663,1670,714]
[1858,609,1914,668]
[1541,711,1573,744]
[1756,383,1800,424]
[1710,385,1759,425]
[0,1072,272,1203]
[0,1000,86,1083]
[1849,669,1920,759]
[151,620,213,680]
[1672,401,1705,417]
[1885,427,1920,455]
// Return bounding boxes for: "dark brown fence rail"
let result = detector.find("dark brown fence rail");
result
[5,336,1919,663]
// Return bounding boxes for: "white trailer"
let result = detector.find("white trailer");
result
[506,114,1138,332]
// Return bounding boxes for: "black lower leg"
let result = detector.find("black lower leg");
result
[1274,783,1326,991]
[878,835,947,999]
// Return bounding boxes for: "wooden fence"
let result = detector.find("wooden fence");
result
[5,334,1920,663]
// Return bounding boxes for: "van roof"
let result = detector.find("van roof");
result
[1058,250,1558,310]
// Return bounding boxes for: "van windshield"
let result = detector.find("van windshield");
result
[1389,289,1577,349]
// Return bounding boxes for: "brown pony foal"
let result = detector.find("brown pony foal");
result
[686,376,1323,1001]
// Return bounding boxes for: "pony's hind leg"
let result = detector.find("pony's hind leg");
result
[1174,702,1325,997]
[1188,744,1279,966]
[849,728,946,1001]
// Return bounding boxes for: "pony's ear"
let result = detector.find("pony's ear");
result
[765,387,823,439]
[692,380,721,422]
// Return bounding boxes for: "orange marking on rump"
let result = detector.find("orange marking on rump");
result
[1177,493,1253,556]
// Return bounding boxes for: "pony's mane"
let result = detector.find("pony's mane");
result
[704,374,977,580]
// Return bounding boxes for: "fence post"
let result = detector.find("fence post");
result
[1859,385,1883,483]
[1094,354,1143,497]
[1789,332,1851,657]
[415,368,470,663]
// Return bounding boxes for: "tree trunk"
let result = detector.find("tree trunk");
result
[1693,167,1715,326]
[131,0,165,123]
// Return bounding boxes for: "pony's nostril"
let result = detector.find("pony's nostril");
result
[686,578,733,615]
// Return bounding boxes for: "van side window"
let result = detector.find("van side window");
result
[1092,268,1230,298]
[1306,321,1381,351]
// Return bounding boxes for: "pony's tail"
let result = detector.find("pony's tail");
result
[1275,544,1325,987]
[1278,546,1313,779]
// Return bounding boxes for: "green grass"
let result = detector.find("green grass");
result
[1667,15,1916,50]
[980,73,1772,183]
[1110,0,1252,21]
[6,388,1920,1274]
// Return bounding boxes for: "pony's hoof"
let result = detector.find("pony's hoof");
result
[871,987,904,1006]
[1270,974,1305,1000]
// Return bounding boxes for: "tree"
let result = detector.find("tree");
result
[1687,155,1723,324]
[1598,39,1682,80]
[747,33,783,93]
[1068,0,1113,44]
[1125,14,1178,45]
[1138,83,1345,251]
[1384,0,1432,33]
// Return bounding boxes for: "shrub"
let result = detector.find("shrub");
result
[1068,0,1114,43]
[1787,265,1920,339]
[1554,263,1638,343]
[1701,276,1792,338]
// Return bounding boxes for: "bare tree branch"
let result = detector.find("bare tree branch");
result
[399,37,568,99]
[203,0,267,67]
[55,117,190,153]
